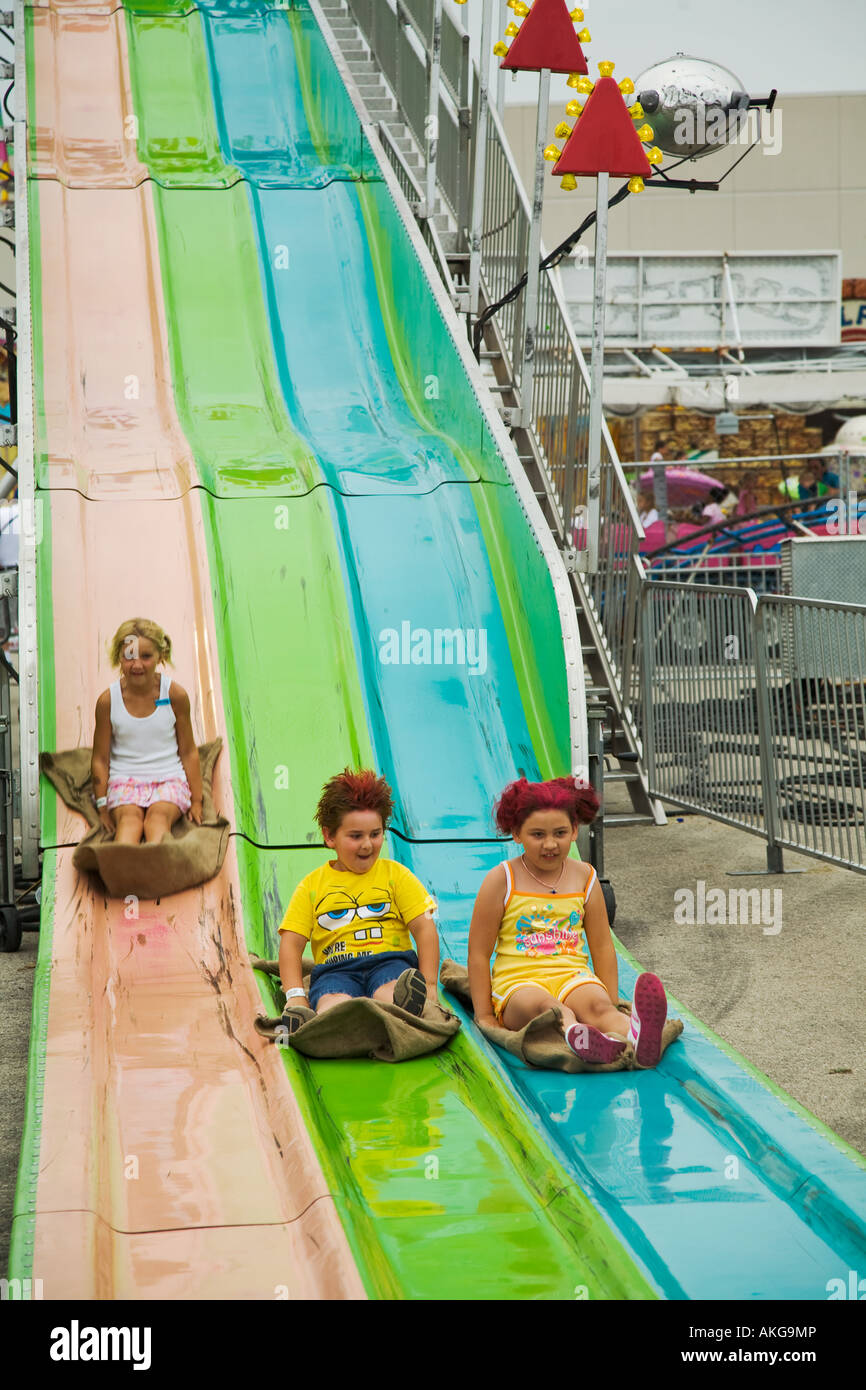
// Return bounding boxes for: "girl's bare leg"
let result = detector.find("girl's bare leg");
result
[143,801,182,844]
[563,982,627,1037]
[501,985,566,1031]
[113,806,145,846]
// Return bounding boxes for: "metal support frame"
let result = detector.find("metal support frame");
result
[585,173,609,573]
[518,68,550,430]
[494,0,507,116]
[14,0,39,881]
[424,0,442,219]
[468,0,494,313]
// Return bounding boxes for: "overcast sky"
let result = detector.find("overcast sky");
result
[463,0,866,102]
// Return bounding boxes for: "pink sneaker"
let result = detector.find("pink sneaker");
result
[565,1022,627,1065]
[628,973,667,1067]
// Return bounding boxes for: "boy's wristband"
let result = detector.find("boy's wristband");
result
[283,986,308,1001]
[95,796,107,809]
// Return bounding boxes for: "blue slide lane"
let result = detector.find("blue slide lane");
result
[199,2,866,1298]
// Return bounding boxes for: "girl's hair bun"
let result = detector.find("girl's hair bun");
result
[494,775,599,836]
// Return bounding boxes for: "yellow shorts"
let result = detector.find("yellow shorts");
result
[491,966,607,1021]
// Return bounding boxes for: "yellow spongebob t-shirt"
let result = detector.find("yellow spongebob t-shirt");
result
[278,858,436,966]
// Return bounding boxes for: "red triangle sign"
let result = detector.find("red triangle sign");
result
[554,76,653,177]
[501,0,589,75]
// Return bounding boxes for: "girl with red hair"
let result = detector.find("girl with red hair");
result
[468,776,667,1066]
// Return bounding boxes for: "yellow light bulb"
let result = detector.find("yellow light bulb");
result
[619,77,635,95]
[578,27,591,42]
[630,101,644,120]
[598,61,615,78]
[454,0,468,5]
[561,174,578,191]
[628,176,645,193]
[513,0,530,14]
[566,99,583,117]
[570,8,585,21]
[636,123,654,142]
[576,76,594,94]
[647,146,664,165]
[493,41,508,56]
[543,144,562,162]
[554,121,572,138]
[505,21,519,36]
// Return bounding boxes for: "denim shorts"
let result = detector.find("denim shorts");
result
[308,949,419,1010]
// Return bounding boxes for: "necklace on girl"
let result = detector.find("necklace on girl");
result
[521,854,566,893]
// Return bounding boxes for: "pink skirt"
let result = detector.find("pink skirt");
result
[106,776,192,813]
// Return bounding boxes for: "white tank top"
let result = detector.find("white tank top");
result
[109,673,187,781]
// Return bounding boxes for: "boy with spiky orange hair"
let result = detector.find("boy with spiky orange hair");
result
[277,769,439,1033]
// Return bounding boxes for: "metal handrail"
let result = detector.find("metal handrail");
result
[376,121,457,295]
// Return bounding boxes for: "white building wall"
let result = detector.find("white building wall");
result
[503,93,866,277]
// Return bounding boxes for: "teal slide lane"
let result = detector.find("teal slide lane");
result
[240,1,866,1301]
[411,841,866,1301]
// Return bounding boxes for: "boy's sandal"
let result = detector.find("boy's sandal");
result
[392,967,427,1017]
[278,1004,316,1037]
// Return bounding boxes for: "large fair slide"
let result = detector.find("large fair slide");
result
[10,0,866,1300]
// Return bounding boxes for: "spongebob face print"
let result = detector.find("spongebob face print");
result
[315,886,401,959]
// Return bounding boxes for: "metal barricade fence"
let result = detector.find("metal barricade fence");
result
[641,581,866,872]
[640,581,765,833]
[756,595,866,872]
[647,551,782,594]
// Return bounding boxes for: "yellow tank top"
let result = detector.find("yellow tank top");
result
[493,859,598,976]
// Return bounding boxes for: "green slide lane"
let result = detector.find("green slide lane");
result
[150,182,319,499]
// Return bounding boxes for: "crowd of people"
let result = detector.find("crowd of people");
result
[634,441,841,547]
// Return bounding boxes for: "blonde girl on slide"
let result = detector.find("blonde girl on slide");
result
[90,619,203,846]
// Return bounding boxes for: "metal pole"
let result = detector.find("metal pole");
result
[14,0,40,880]
[468,0,494,314]
[518,67,550,428]
[425,0,443,219]
[586,171,609,573]
[495,0,507,116]
[653,458,669,526]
